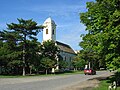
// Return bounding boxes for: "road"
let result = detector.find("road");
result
[0,71,111,90]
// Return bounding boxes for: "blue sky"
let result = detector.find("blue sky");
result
[0,0,94,51]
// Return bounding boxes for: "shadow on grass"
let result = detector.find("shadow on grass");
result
[88,71,120,84]
[89,76,110,81]
[90,71,120,90]
[105,71,120,86]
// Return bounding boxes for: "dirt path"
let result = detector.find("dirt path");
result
[61,71,114,90]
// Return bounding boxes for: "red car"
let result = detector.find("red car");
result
[84,68,96,75]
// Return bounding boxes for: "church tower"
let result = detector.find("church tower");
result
[43,17,56,41]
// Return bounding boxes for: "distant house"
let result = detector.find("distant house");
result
[43,17,76,70]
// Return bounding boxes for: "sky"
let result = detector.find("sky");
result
[0,0,94,51]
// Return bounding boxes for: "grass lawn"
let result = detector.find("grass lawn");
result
[94,69,120,90]
[94,80,120,90]
[0,70,84,78]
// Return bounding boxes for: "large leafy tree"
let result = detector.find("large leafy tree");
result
[80,0,120,69]
[7,18,43,76]
[77,50,100,69]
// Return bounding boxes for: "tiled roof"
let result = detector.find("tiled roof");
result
[56,41,76,54]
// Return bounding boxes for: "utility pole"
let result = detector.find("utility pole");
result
[89,61,90,69]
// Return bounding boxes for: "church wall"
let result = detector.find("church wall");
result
[43,18,76,70]
[43,18,56,41]
[43,22,52,41]
[59,51,76,70]
[52,24,56,41]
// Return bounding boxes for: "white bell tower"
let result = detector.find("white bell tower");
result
[43,17,56,41]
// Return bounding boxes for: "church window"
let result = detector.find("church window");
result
[70,57,71,61]
[46,29,48,34]
[64,56,66,61]
[52,29,54,35]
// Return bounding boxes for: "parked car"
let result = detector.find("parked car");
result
[84,68,96,75]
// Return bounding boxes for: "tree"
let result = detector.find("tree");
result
[41,57,55,75]
[80,0,120,69]
[58,55,68,69]
[40,40,59,74]
[72,53,86,71]
[25,40,41,74]
[0,30,22,74]
[40,40,59,64]
[7,18,43,76]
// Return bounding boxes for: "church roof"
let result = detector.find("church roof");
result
[56,41,76,54]
[43,17,56,25]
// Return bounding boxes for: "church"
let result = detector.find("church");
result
[42,17,76,70]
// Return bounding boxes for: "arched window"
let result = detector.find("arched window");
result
[46,29,48,34]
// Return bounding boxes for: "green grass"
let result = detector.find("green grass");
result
[93,80,120,90]
[93,76,120,90]
[0,75,24,78]
[0,70,84,78]
[93,79,110,90]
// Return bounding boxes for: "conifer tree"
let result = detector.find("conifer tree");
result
[7,18,43,76]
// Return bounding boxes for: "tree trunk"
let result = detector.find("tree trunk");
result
[22,44,26,76]
[23,66,25,76]
[36,68,39,74]
[74,68,76,71]
[45,69,48,75]
[29,66,32,75]
[0,66,2,74]
[22,35,26,76]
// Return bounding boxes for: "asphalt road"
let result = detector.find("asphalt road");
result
[0,71,110,90]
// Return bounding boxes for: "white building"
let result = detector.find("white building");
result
[43,17,76,70]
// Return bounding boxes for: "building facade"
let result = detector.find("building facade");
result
[43,17,76,70]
